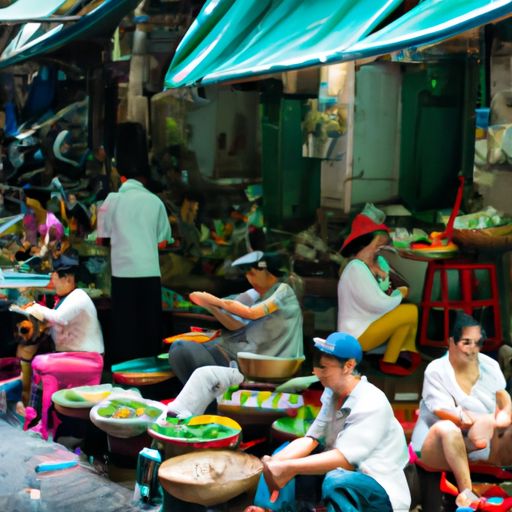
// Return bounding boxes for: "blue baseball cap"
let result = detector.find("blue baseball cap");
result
[313,332,363,363]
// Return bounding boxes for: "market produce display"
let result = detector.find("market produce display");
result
[96,398,163,420]
[149,414,242,449]
[90,393,166,438]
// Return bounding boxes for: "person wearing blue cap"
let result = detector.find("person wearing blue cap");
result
[247,332,411,512]
[167,250,303,412]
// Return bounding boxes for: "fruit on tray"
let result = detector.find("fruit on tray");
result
[96,398,162,419]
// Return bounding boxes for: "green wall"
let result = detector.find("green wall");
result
[261,95,321,227]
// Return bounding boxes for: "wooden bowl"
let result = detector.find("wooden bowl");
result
[452,225,512,251]
[158,450,262,506]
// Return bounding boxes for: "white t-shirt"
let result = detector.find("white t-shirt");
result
[97,179,173,278]
[28,288,104,353]
[411,353,506,453]
[306,377,411,512]
[337,258,402,337]
[220,282,304,359]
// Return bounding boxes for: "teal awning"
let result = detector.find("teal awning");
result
[0,0,140,70]
[347,0,512,60]
[165,0,403,88]
[165,0,512,88]
[0,0,67,22]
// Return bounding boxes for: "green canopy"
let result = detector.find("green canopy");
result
[348,0,512,59]
[165,0,402,88]
[0,0,68,22]
[165,0,512,88]
[0,0,140,70]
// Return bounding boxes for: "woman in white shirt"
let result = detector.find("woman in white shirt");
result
[337,213,419,375]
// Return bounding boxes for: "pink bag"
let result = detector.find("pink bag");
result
[25,352,103,439]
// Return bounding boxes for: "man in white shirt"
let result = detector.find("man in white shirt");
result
[411,313,512,509]
[97,124,173,364]
[251,332,410,512]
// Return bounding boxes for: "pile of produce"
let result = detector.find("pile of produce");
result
[96,398,163,420]
[150,418,239,442]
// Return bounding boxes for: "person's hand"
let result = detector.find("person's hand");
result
[396,286,409,298]
[189,291,222,308]
[459,410,476,430]
[24,303,45,322]
[495,408,512,428]
[189,292,207,307]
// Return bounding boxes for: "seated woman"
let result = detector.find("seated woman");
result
[16,250,104,408]
[168,251,303,408]
[338,212,419,375]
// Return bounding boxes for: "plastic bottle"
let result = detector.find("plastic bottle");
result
[318,81,329,112]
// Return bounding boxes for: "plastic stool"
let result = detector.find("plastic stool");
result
[419,260,502,350]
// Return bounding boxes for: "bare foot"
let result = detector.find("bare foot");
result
[455,488,480,508]
[261,458,289,491]
[469,437,488,450]
[15,401,26,418]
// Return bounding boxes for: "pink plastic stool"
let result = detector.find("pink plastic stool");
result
[25,352,103,439]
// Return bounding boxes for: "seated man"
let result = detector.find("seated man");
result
[250,333,411,512]
[411,312,512,509]
[168,251,303,396]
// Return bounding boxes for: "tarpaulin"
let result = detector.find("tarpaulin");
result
[348,0,512,60]
[0,0,67,22]
[164,0,512,88]
[0,0,140,69]
[164,0,402,88]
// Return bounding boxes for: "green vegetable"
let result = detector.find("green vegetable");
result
[151,422,239,442]
[97,405,116,417]
[64,390,86,402]
[144,406,162,418]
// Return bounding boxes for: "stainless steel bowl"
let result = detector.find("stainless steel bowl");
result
[237,352,305,382]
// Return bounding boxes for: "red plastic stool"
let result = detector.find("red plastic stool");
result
[419,259,502,351]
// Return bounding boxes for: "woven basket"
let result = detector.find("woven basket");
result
[452,225,512,250]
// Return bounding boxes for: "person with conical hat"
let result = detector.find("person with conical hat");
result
[337,207,419,375]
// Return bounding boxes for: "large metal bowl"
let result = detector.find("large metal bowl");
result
[158,449,262,506]
[236,352,305,382]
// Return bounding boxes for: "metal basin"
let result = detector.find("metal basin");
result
[158,449,262,506]
[236,352,305,382]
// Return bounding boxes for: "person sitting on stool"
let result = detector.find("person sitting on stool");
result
[411,312,512,509]
[246,333,411,512]
[168,251,303,412]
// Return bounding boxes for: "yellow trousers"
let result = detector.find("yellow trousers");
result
[358,303,418,363]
